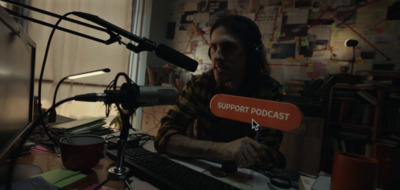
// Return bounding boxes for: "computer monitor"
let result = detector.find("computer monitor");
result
[0,6,35,161]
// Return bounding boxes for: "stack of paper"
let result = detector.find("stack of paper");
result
[50,117,106,135]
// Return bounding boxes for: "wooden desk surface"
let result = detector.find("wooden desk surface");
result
[15,150,126,189]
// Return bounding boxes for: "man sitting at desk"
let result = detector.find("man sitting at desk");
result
[154,15,283,171]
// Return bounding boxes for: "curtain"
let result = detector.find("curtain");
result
[27,0,133,120]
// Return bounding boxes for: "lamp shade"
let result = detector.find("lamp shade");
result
[345,39,358,47]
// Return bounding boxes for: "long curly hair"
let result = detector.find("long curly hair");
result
[210,15,271,93]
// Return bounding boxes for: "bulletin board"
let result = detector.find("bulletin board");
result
[165,0,400,83]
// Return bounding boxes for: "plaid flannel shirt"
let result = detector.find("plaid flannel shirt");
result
[154,72,284,171]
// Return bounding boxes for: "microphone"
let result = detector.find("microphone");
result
[72,12,198,72]
[74,84,178,109]
[155,44,198,72]
[210,94,302,131]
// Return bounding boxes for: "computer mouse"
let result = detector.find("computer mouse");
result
[270,176,291,189]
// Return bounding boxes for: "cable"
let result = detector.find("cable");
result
[37,12,75,157]
[5,97,75,190]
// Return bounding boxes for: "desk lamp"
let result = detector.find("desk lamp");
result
[345,39,358,75]
[48,68,111,122]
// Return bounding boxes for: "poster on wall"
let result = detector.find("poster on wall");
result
[271,43,296,59]
[209,1,228,24]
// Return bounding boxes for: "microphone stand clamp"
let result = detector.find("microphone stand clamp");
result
[95,82,139,190]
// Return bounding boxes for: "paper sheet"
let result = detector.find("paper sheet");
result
[286,9,309,24]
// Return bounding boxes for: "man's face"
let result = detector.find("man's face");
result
[210,26,247,90]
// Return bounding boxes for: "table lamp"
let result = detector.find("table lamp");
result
[48,68,111,122]
[344,39,358,75]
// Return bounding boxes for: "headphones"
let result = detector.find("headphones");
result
[208,15,263,58]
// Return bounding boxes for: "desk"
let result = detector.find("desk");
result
[12,150,125,189]
[8,143,301,190]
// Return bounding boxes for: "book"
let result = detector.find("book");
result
[313,75,336,98]
[284,79,306,85]
[301,79,324,97]
[338,101,346,123]
[357,90,377,105]
[340,140,347,152]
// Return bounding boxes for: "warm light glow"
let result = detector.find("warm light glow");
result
[66,68,110,80]
[67,70,107,80]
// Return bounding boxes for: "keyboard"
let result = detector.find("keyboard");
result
[107,147,241,190]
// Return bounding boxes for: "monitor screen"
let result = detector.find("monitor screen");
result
[0,6,35,161]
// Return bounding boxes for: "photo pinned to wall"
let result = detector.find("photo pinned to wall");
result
[305,59,328,78]
[227,0,251,10]
[298,37,331,59]
[295,0,312,8]
[208,1,228,24]
[282,62,308,81]
[270,43,297,59]
[181,11,197,24]
[286,8,309,25]
[193,12,211,32]
[277,9,309,41]
[184,0,199,12]
[330,0,351,9]
[310,40,328,51]
[258,0,281,6]
[257,6,282,44]
[255,5,281,22]
[325,60,350,75]
[280,23,308,41]
[299,36,313,57]
[180,11,197,31]
[282,0,296,11]
[197,0,209,12]
[334,6,357,28]
[310,0,321,12]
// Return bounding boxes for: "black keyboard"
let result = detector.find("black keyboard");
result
[107,147,241,190]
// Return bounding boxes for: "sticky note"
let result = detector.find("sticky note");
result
[301,40,309,46]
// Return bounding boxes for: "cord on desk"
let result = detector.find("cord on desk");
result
[105,133,154,150]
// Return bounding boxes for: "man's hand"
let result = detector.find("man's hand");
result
[163,134,266,168]
[218,137,264,168]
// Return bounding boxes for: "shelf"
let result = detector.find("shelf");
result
[331,97,355,101]
[329,123,373,131]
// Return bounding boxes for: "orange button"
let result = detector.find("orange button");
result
[210,94,302,131]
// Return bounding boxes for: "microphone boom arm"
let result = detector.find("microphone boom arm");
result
[2,0,120,45]
[1,0,198,71]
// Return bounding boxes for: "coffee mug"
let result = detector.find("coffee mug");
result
[59,135,105,171]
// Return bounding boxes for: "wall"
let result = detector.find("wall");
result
[152,0,400,85]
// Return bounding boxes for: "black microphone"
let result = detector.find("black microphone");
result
[72,12,198,72]
[155,44,198,72]
[74,85,179,109]
[72,12,139,42]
